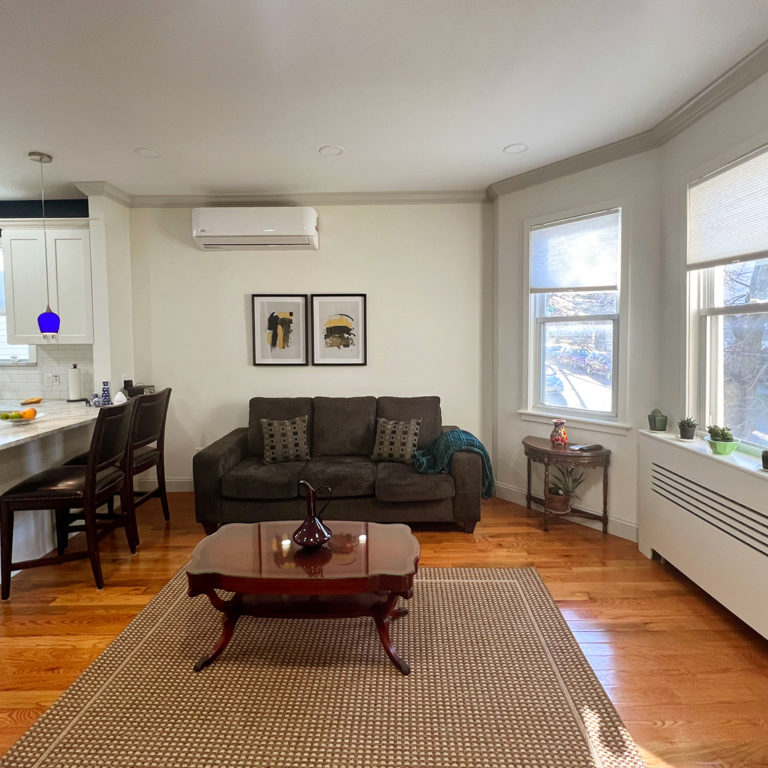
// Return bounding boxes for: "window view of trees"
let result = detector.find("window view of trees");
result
[718,258,768,447]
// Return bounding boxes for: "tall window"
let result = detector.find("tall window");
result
[0,250,35,364]
[528,208,621,417]
[688,145,768,449]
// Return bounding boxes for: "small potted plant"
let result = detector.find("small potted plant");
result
[546,465,585,513]
[706,425,738,455]
[648,408,668,431]
[677,416,697,440]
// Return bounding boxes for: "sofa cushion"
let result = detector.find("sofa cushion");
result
[376,396,442,449]
[221,457,305,500]
[375,462,455,502]
[300,456,376,498]
[312,396,377,456]
[248,397,313,457]
[371,418,421,463]
[261,415,310,463]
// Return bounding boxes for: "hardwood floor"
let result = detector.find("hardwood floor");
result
[1,494,767,767]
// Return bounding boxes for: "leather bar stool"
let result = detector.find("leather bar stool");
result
[0,399,137,601]
[65,388,172,523]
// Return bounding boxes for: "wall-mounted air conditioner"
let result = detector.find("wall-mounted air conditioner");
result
[192,206,319,250]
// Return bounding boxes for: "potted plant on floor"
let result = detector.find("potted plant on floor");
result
[677,416,698,440]
[706,425,739,455]
[546,465,585,513]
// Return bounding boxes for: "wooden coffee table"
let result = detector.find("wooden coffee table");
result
[186,520,420,675]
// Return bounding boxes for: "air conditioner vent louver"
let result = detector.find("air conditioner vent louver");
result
[650,462,768,558]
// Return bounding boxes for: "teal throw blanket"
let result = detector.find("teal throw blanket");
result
[412,429,495,499]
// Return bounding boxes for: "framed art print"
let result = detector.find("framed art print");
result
[311,294,367,365]
[252,294,308,365]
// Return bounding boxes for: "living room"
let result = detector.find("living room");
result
[1,2,768,767]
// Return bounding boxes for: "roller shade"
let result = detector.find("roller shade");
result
[530,209,620,293]
[688,144,768,270]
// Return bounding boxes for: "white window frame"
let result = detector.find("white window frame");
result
[523,201,628,424]
[689,264,768,449]
[685,140,768,452]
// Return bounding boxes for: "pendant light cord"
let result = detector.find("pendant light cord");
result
[39,160,52,309]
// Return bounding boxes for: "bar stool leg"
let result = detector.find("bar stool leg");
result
[157,457,170,522]
[121,483,139,553]
[55,509,70,555]
[1,503,14,600]
[83,503,104,589]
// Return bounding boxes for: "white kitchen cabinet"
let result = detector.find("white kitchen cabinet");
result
[1,224,94,344]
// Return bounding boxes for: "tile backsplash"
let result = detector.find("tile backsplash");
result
[0,344,94,400]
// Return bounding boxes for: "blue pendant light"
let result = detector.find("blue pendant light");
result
[29,151,60,339]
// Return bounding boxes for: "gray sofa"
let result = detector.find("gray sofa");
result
[193,396,481,534]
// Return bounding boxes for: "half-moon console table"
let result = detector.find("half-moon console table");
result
[522,436,611,533]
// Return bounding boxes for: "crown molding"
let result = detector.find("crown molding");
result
[488,38,768,199]
[486,130,656,199]
[73,181,132,206]
[652,37,768,144]
[129,190,487,208]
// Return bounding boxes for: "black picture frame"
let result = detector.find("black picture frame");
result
[251,294,309,365]
[311,294,367,365]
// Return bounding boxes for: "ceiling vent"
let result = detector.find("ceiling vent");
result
[192,207,319,250]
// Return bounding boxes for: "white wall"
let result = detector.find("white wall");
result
[495,151,662,540]
[89,195,135,391]
[130,203,492,488]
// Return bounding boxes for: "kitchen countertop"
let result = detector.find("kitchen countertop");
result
[0,399,98,450]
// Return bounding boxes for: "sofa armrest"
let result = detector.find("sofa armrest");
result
[193,428,248,528]
[450,450,482,533]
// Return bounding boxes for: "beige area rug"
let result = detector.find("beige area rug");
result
[1,568,646,768]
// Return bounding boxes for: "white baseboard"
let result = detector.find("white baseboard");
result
[493,481,638,542]
[494,481,527,506]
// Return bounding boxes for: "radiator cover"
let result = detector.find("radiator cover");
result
[638,432,768,639]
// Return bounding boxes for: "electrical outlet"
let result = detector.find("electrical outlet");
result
[52,374,60,384]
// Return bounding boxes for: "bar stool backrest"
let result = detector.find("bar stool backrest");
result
[86,400,136,489]
[131,388,172,453]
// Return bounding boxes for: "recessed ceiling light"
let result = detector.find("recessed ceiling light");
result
[318,145,344,157]
[502,143,528,154]
[134,147,163,159]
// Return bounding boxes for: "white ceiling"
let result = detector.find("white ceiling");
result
[2,0,768,200]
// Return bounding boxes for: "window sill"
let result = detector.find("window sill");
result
[638,429,768,480]
[518,409,632,435]
[0,360,36,367]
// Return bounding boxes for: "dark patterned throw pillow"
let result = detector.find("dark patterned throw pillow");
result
[260,415,310,463]
[371,417,421,463]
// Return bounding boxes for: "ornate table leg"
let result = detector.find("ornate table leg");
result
[542,462,551,532]
[194,590,243,672]
[373,593,410,675]
[526,455,532,511]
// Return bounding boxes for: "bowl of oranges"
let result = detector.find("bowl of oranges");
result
[1,407,41,425]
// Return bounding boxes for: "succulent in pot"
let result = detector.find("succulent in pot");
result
[648,408,668,431]
[546,465,585,513]
[706,425,738,455]
[677,416,697,440]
